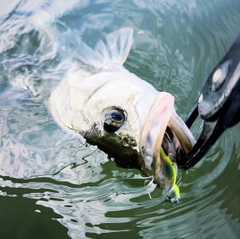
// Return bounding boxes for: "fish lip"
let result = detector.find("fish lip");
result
[139,92,196,174]
[139,92,175,173]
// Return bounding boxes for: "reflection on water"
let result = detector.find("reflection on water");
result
[0,0,240,238]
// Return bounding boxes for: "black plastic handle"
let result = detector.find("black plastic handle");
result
[177,33,240,169]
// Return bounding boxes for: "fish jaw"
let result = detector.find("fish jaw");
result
[168,110,196,154]
[139,92,175,187]
[139,92,195,194]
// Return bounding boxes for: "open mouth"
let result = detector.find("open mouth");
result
[139,92,195,173]
[164,110,196,161]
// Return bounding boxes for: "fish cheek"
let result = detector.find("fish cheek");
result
[82,126,142,170]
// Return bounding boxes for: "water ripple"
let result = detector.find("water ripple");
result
[0,0,240,238]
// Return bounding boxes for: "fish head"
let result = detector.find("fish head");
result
[51,69,195,191]
[49,27,195,195]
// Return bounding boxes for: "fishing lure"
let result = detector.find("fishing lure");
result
[160,147,180,202]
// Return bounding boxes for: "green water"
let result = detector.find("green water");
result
[0,0,240,238]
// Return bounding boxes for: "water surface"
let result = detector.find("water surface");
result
[0,0,240,238]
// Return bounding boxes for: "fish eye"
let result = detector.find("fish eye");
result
[110,111,124,122]
[104,107,126,133]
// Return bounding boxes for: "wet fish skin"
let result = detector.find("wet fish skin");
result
[49,28,195,199]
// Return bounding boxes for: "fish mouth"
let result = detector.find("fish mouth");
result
[139,92,195,176]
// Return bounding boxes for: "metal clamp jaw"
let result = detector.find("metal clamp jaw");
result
[177,33,240,169]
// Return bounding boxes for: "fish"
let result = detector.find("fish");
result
[49,28,195,202]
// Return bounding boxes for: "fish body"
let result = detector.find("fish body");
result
[49,28,195,200]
